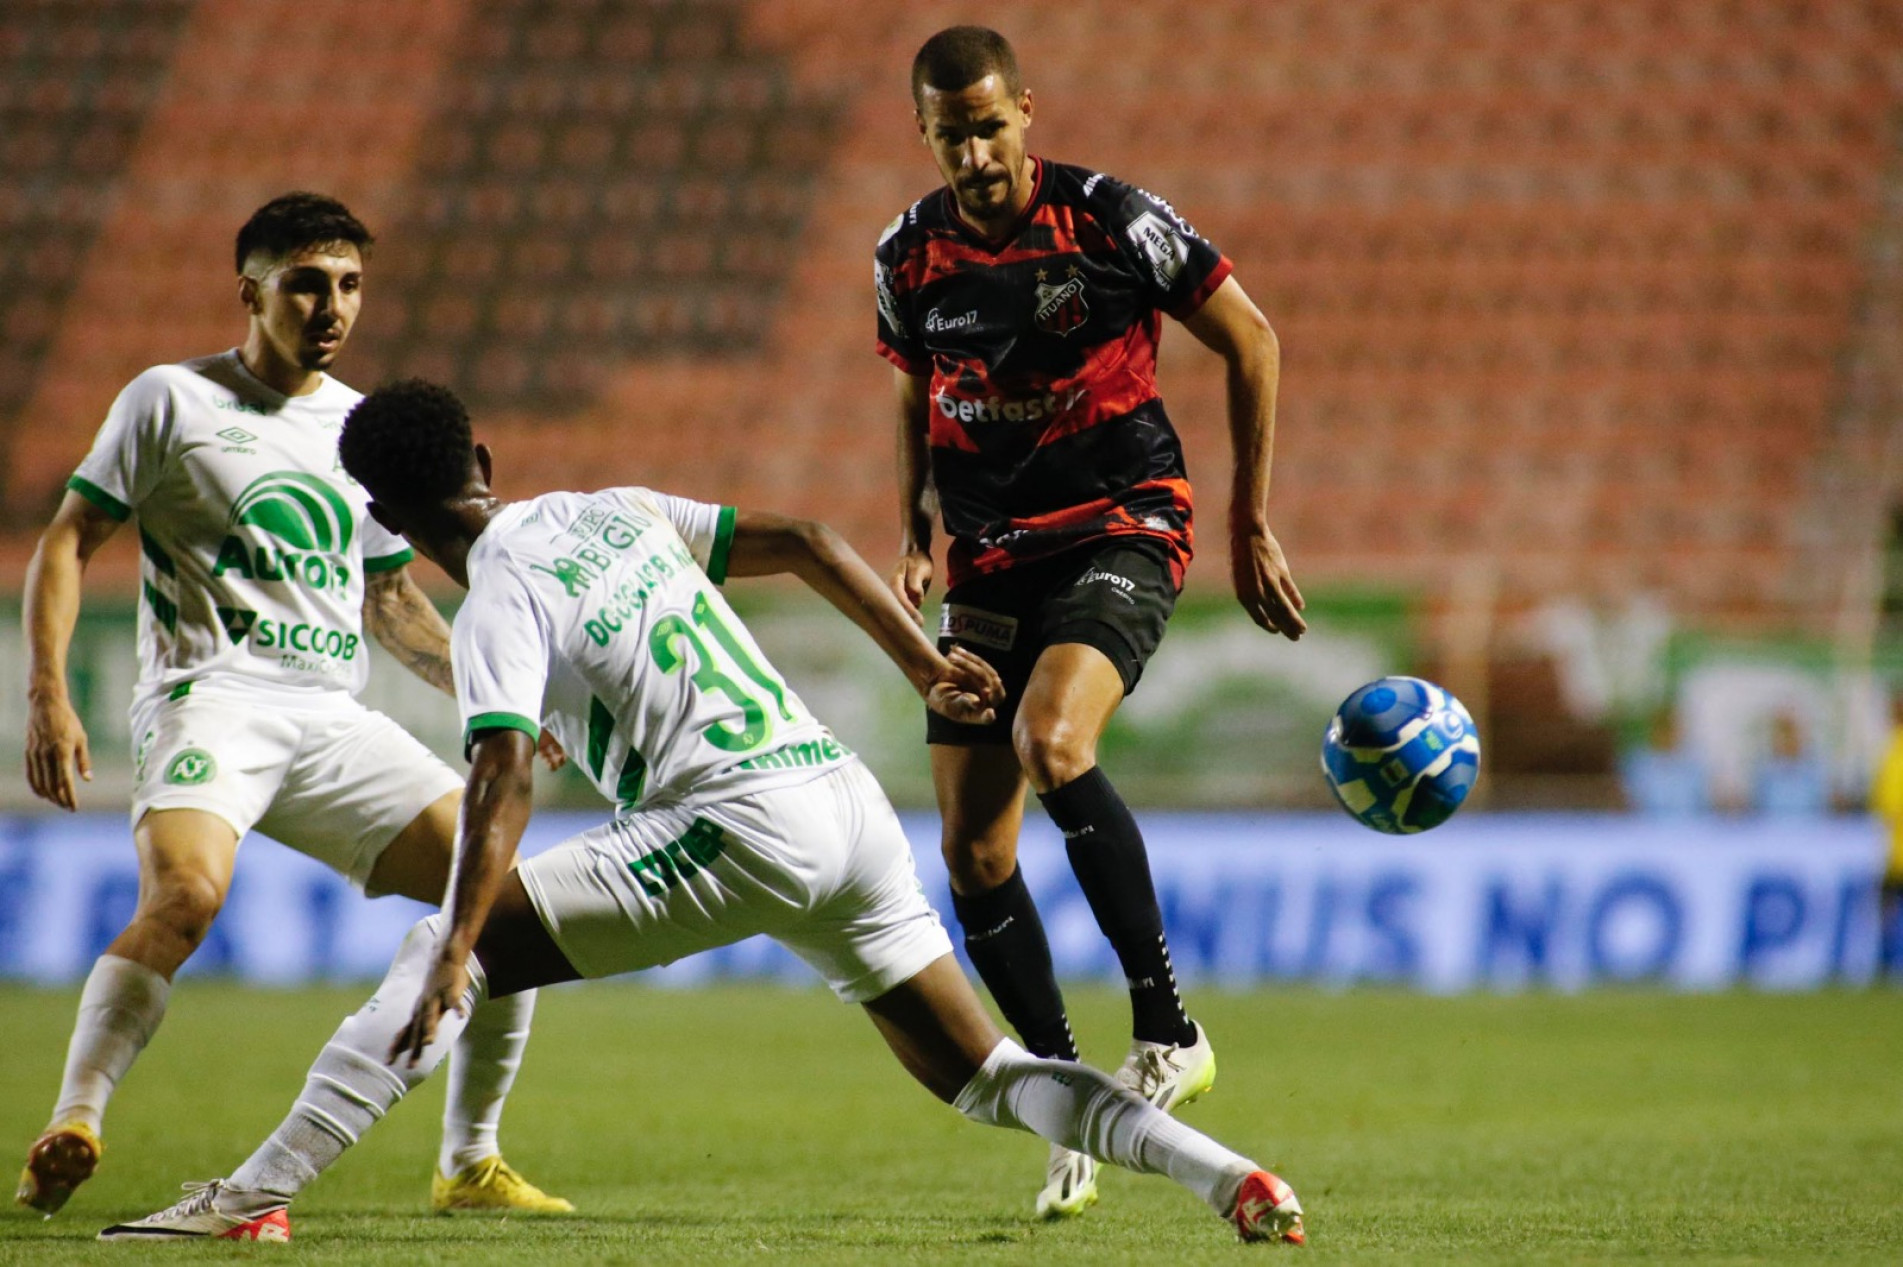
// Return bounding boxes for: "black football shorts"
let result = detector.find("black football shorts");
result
[928,537,1179,745]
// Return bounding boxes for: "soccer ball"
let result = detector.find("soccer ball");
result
[1321,677,1480,834]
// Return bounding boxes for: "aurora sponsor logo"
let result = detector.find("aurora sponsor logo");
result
[212,539,353,591]
[231,472,354,551]
[214,472,357,592]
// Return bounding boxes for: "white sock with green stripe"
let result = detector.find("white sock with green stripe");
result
[221,917,484,1212]
[953,1038,1256,1216]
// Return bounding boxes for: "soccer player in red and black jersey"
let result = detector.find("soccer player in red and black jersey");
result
[877,27,1306,1218]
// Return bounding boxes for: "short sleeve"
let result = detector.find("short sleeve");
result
[874,214,929,375]
[360,514,414,574]
[1099,178,1232,320]
[453,565,552,757]
[68,368,178,520]
[616,487,735,583]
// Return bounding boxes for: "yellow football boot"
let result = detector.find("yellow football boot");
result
[430,1156,574,1214]
[17,1122,103,1215]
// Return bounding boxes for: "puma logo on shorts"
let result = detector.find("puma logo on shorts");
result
[940,605,1018,651]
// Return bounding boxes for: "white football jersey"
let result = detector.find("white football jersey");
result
[69,351,413,704]
[454,488,844,812]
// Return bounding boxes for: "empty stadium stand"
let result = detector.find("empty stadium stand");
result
[0,0,196,527]
[3,0,1899,656]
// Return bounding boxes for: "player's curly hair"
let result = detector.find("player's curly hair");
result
[911,26,1020,106]
[339,379,474,508]
[235,192,373,274]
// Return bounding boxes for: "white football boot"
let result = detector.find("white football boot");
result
[98,1179,290,1243]
[1034,1143,1099,1220]
[1114,1020,1217,1111]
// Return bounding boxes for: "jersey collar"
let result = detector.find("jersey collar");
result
[942,157,1047,253]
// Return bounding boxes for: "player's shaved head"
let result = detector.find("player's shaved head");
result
[236,192,373,277]
[339,378,476,511]
[912,26,1020,106]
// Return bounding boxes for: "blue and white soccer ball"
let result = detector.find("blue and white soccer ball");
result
[1321,677,1481,834]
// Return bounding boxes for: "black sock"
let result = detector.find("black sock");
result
[949,866,1079,1061]
[1039,766,1196,1047]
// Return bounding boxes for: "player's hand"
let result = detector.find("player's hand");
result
[1232,524,1307,641]
[889,550,934,624]
[24,693,92,811]
[924,646,1004,726]
[389,954,471,1069]
[537,730,568,772]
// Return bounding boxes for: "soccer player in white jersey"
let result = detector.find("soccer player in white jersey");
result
[17,195,567,1218]
[99,379,1306,1245]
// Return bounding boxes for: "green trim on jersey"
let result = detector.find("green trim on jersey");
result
[363,548,415,574]
[464,711,540,756]
[142,581,179,634]
[67,475,130,522]
[138,527,176,576]
[706,505,737,584]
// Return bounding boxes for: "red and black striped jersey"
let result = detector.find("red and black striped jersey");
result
[875,158,1231,589]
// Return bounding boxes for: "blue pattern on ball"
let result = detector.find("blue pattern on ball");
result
[1319,676,1482,834]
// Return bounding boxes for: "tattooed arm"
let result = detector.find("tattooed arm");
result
[363,567,567,769]
[363,566,454,695]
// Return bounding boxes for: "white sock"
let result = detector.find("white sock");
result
[221,916,484,1212]
[437,987,537,1177]
[49,954,171,1133]
[953,1038,1258,1217]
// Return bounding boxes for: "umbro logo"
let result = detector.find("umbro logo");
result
[216,426,257,444]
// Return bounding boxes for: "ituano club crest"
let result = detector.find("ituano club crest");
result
[229,472,354,552]
[1033,265,1089,337]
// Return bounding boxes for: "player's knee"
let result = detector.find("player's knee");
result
[942,832,1018,895]
[1013,714,1094,793]
[139,871,227,948]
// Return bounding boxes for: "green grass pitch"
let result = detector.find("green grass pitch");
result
[1,983,1899,1263]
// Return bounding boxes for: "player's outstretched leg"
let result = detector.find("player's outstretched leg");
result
[99,915,477,1242]
[99,877,580,1243]
[862,955,1304,1244]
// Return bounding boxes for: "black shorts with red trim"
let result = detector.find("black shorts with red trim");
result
[927,536,1179,746]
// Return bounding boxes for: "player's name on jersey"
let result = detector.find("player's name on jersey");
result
[527,503,677,602]
[580,539,698,647]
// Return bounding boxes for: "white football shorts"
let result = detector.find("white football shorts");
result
[129,682,464,890]
[517,759,952,1003]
